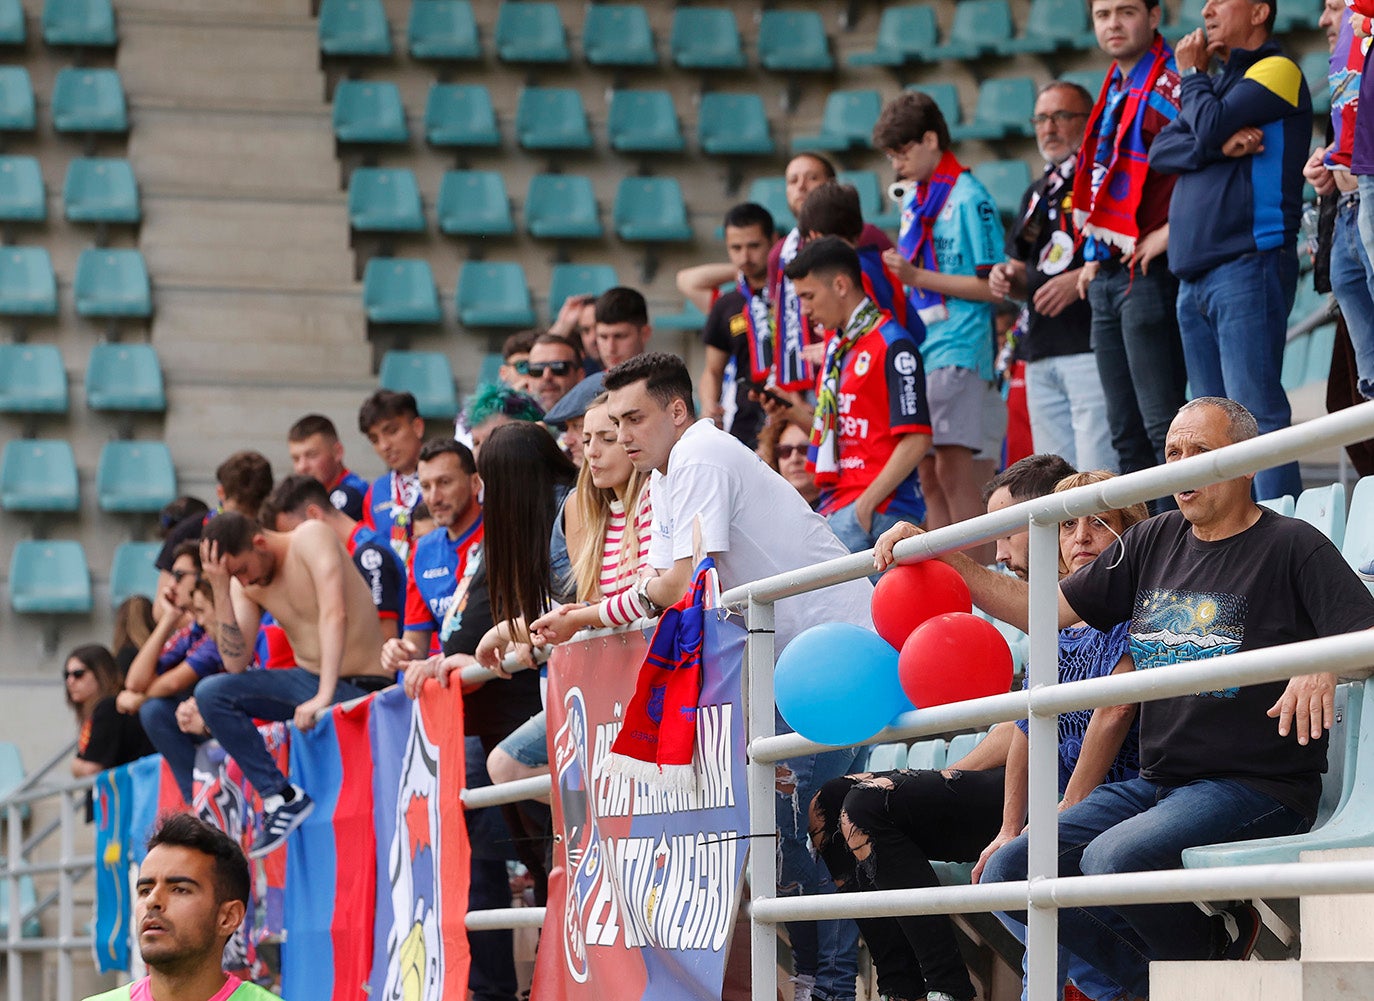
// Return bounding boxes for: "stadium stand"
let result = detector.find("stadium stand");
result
[424,83,500,149]
[8,539,91,614]
[84,343,165,412]
[363,257,443,325]
[95,441,176,513]
[378,349,459,419]
[437,169,515,238]
[108,540,161,608]
[0,156,45,224]
[607,89,685,154]
[0,439,79,512]
[62,157,140,226]
[847,5,938,68]
[407,0,481,62]
[697,93,775,157]
[582,4,656,68]
[0,343,66,414]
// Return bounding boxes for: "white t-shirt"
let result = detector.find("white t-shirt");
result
[649,419,874,655]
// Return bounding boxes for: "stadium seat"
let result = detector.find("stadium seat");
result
[379,350,458,419]
[998,0,1094,54]
[318,0,392,57]
[494,1,569,64]
[1294,481,1346,549]
[757,10,833,72]
[744,177,795,234]
[1342,476,1374,590]
[1060,68,1107,98]
[456,261,536,327]
[1302,49,1331,116]
[1306,320,1337,385]
[85,343,165,412]
[348,168,424,233]
[1258,495,1295,517]
[1274,0,1321,32]
[931,0,1012,61]
[63,157,140,224]
[515,87,592,151]
[972,159,1034,220]
[583,4,656,67]
[953,77,1037,141]
[0,439,78,511]
[0,247,57,315]
[607,89,684,154]
[1280,332,1309,391]
[332,80,409,145]
[670,7,745,69]
[906,739,947,771]
[43,0,116,47]
[848,4,937,67]
[73,247,152,318]
[0,344,66,413]
[866,742,908,771]
[477,352,502,387]
[946,731,987,763]
[0,0,24,45]
[907,83,963,131]
[407,0,480,61]
[109,541,161,607]
[838,169,901,232]
[698,93,774,157]
[792,90,882,153]
[8,539,91,614]
[0,740,25,813]
[525,173,601,240]
[1162,0,1204,40]
[0,156,44,222]
[547,263,617,317]
[613,177,692,242]
[424,83,499,149]
[654,297,708,331]
[362,257,442,324]
[437,170,514,236]
[96,440,176,513]
[51,67,127,133]
[0,66,33,131]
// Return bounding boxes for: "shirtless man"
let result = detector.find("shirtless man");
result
[197,511,390,858]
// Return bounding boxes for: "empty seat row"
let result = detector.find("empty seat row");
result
[0,0,116,48]
[0,341,165,414]
[0,66,127,134]
[0,437,175,514]
[852,0,1095,68]
[9,536,174,614]
[0,155,140,225]
[0,246,150,318]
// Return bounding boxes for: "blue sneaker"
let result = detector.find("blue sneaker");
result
[249,785,314,859]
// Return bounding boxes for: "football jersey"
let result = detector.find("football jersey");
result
[347,522,406,630]
[84,975,278,1001]
[404,516,485,635]
[327,467,368,522]
[360,470,422,562]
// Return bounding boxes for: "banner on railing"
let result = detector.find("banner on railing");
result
[532,610,750,1001]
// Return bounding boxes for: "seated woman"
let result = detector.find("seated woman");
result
[757,419,820,510]
[68,643,152,780]
[810,470,1146,1001]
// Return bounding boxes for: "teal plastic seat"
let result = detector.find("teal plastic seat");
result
[318,0,392,57]
[998,0,1095,54]
[97,441,176,513]
[0,0,25,45]
[614,177,692,242]
[1258,495,1295,517]
[837,169,901,232]
[456,261,536,328]
[1280,331,1310,392]
[0,875,41,939]
[866,742,908,772]
[931,0,1012,60]
[0,741,28,824]
[1061,68,1107,98]
[0,344,66,413]
[525,173,601,240]
[109,541,161,607]
[1294,481,1346,549]
[906,739,947,771]
[348,168,424,233]
[494,1,569,64]
[408,0,480,61]
[51,67,127,133]
[849,5,937,67]
[85,343,165,412]
[73,248,152,318]
[670,7,745,69]
[744,177,795,233]
[1341,476,1374,592]
[654,298,708,331]
[946,731,987,764]
[698,93,774,156]
[608,90,684,154]
[437,169,514,237]
[952,77,1037,140]
[516,87,592,151]
[1274,0,1321,32]
[1306,321,1337,385]
[333,80,409,145]
[0,67,33,131]
[1303,50,1331,116]
[0,247,57,315]
[793,90,881,153]
[972,159,1033,220]
[907,83,962,131]
[379,350,458,419]
[9,539,92,613]
[584,4,655,67]
[63,157,139,224]
[363,257,442,324]
[43,0,115,46]
[477,352,502,387]
[758,10,833,72]
[424,83,499,148]
[547,264,617,317]
[0,439,78,511]
[0,156,43,222]
[1163,0,1205,40]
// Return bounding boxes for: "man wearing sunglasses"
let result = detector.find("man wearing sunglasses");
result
[526,332,584,413]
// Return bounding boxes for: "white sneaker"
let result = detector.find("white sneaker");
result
[788,973,816,1001]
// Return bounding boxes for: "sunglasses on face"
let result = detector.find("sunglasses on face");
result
[529,361,576,378]
[64,668,88,681]
[775,444,807,460]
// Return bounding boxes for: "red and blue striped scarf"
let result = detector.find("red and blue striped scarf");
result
[769,229,821,390]
[898,149,966,324]
[740,272,774,382]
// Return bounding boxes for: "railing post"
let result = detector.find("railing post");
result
[746,595,778,1001]
[58,789,75,1001]
[1025,516,1060,1001]
[7,801,21,1001]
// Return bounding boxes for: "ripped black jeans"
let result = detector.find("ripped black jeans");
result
[809,767,1006,1001]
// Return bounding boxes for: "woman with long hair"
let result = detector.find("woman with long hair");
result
[67,643,151,779]
[111,595,155,673]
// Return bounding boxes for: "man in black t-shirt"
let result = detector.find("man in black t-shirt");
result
[874,396,1374,997]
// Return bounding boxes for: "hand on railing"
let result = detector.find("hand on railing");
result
[1268,671,1337,744]
[872,520,925,571]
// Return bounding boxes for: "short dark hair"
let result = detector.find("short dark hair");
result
[982,453,1078,505]
[170,540,202,571]
[145,812,250,908]
[215,451,273,513]
[501,329,538,361]
[873,91,950,152]
[784,235,863,286]
[602,352,696,416]
[287,414,339,444]
[723,201,776,237]
[532,330,583,362]
[264,474,331,520]
[158,496,209,539]
[200,512,260,557]
[418,437,477,473]
[595,287,649,327]
[1089,0,1159,10]
[797,182,864,242]
[357,389,419,435]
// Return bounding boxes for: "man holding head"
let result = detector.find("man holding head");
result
[286,413,369,522]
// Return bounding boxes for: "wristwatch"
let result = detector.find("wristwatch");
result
[1180,66,1201,79]
[634,576,664,616]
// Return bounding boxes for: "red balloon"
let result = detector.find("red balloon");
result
[899,612,1014,709]
[870,560,972,650]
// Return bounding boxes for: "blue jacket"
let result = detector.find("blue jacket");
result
[1149,39,1311,280]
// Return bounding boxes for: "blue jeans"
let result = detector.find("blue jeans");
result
[139,692,207,802]
[1332,194,1374,400]
[1356,174,1374,270]
[194,668,373,799]
[1024,352,1117,473]
[1176,248,1303,501]
[980,776,1308,998]
[1004,914,1124,1001]
[465,736,518,1001]
[826,503,911,558]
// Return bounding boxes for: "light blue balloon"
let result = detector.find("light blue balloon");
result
[775,622,906,746]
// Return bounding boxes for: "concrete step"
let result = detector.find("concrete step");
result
[1151,959,1374,999]
[1299,848,1374,961]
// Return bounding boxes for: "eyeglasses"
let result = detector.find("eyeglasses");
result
[64,668,88,681]
[775,444,807,460]
[528,361,576,378]
[1030,111,1089,129]
[171,568,197,582]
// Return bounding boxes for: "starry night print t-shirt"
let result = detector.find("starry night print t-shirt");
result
[1060,508,1374,821]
